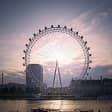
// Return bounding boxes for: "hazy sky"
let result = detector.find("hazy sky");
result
[0,0,112,84]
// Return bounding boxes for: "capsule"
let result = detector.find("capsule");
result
[80,36,83,39]
[39,29,41,33]
[29,38,32,41]
[87,47,90,50]
[23,50,26,53]
[70,28,73,31]
[51,25,54,28]
[84,41,87,44]
[25,44,28,47]
[89,60,92,63]
[58,25,60,28]
[23,64,25,66]
[33,33,36,37]
[64,26,67,29]
[76,32,78,35]
[89,54,92,56]
[45,26,47,30]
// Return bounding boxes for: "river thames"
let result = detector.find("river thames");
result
[0,100,112,112]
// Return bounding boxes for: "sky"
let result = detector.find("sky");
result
[0,0,112,85]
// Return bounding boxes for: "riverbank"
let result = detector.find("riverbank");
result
[0,95,112,100]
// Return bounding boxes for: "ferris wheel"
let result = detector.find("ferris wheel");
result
[22,25,92,79]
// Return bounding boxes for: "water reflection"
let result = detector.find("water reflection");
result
[0,100,112,112]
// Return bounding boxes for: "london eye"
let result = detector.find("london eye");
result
[22,25,92,88]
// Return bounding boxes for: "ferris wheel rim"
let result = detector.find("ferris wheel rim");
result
[23,25,92,77]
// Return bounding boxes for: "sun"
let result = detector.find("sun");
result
[45,47,79,66]
[50,50,68,65]
[30,32,84,66]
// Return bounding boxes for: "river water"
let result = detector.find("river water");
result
[0,100,112,112]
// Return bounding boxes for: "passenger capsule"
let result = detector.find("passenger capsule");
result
[64,26,67,29]
[25,44,28,47]
[58,25,60,28]
[85,41,87,44]
[33,33,36,37]
[89,54,92,56]
[51,25,54,28]
[76,32,78,35]
[39,29,41,33]
[45,26,47,30]
[23,64,25,66]
[70,28,73,31]
[89,60,92,63]
[87,47,90,50]
[81,36,83,39]
[23,50,26,53]
[29,38,32,41]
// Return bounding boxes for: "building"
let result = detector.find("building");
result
[26,64,43,89]
[69,78,112,97]
[0,83,26,95]
[103,78,112,96]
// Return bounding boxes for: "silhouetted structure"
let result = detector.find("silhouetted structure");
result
[1,72,4,86]
[69,78,112,98]
[53,60,62,88]
[26,64,43,89]
[0,83,26,96]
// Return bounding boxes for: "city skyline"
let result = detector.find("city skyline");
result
[0,0,112,84]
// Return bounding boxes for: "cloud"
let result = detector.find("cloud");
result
[68,11,92,34]
[0,71,25,84]
[90,64,112,79]
[0,1,112,86]
[69,6,112,34]
[67,6,112,68]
